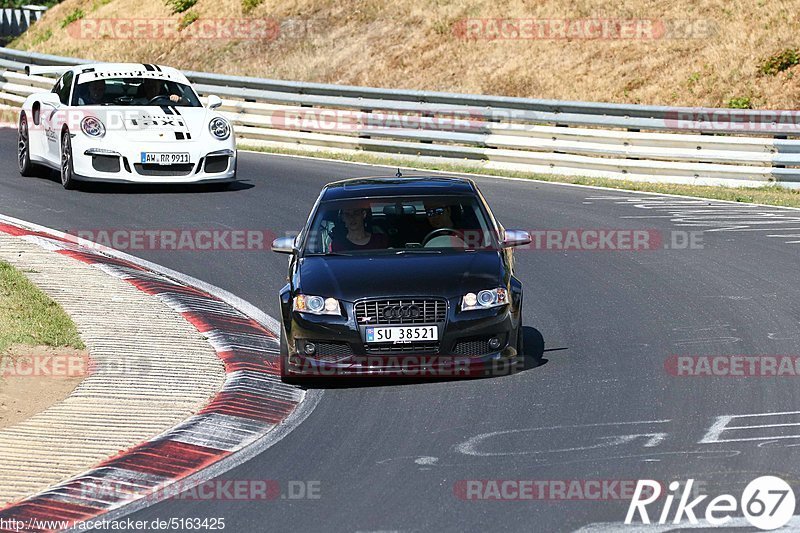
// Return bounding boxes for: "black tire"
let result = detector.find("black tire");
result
[60,131,77,190]
[515,323,525,372]
[18,113,36,177]
[279,325,302,384]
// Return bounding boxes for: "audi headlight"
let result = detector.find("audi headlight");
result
[461,288,507,311]
[293,294,341,316]
[209,117,230,140]
[81,116,105,137]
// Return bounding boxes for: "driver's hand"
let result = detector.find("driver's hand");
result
[169,94,180,103]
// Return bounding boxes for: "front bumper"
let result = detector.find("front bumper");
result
[282,298,521,378]
[70,135,237,184]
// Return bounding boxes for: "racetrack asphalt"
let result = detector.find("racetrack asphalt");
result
[4,128,800,532]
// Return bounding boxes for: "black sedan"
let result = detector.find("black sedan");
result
[272,176,531,380]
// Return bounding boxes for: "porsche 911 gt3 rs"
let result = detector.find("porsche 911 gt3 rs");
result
[17,62,237,189]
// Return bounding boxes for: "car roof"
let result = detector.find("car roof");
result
[321,176,478,201]
[70,63,190,85]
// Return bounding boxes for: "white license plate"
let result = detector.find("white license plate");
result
[141,152,190,165]
[366,326,438,343]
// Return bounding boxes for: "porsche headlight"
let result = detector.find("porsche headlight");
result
[209,117,230,140]
[293,294,341,316]
[81,116,105,137]
[461,288,507,311]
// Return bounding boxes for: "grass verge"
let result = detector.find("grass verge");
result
[0,262,84,355]
[240,144,800,209]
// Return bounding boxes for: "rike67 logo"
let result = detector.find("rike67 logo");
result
[626,477,796,530]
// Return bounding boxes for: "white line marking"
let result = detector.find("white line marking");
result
[455,421,670,457]
[700,412,800,444]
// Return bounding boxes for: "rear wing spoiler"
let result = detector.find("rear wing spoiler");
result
[24,65,75,76]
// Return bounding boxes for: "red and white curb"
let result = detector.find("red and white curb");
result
[0,216,320,532]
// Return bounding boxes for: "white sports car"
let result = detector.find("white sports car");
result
[17,62,237,189]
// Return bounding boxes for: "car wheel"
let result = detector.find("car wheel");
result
[18,113,36,177]
[60,131,77,190]
[515,323,525,372]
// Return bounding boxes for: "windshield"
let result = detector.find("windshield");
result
[302,195,497,255]
[71,77,202,107]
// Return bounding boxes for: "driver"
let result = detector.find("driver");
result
[422,200,468,247]
[77,80,106,105]
[135,78,182,104]
[424,201,455,230]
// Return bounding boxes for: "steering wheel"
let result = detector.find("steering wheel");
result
[422,228,464,247]
[147,95,173,105]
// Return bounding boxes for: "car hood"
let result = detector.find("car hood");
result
[296,251,506,301]
[87,106,212,141]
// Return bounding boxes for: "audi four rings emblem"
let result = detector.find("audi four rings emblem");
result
[382,304,421,320]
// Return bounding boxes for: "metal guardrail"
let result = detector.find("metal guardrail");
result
[1,6,46,37]
[1,46,799,186]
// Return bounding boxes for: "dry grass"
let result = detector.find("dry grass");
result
[0,262,84,353]
[12,0,800,108]
[0,262,86,428]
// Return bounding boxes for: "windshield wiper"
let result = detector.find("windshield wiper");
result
[394,249,442,254]
[304,252,353,257]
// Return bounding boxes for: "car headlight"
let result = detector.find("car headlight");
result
[293,294,341,316]
[81,116,105,137]
[461,288,507,311]
[209,117,230,140]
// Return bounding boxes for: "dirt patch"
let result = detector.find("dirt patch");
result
[0,345,89,429]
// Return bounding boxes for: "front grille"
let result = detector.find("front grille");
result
[133,163,194,176]
[365,342,439,355]
[355,299,447,326]
[452,337,494,357]
[204,155,230,173]
[308,341,354,363]
[91,154,120,173]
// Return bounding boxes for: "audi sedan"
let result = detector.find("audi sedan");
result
[272,176,531,381]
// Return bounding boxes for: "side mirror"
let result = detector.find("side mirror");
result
[272,236,297,254]
[501,229,531,248]
[206,95,222,109]
[39,93,61,106]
